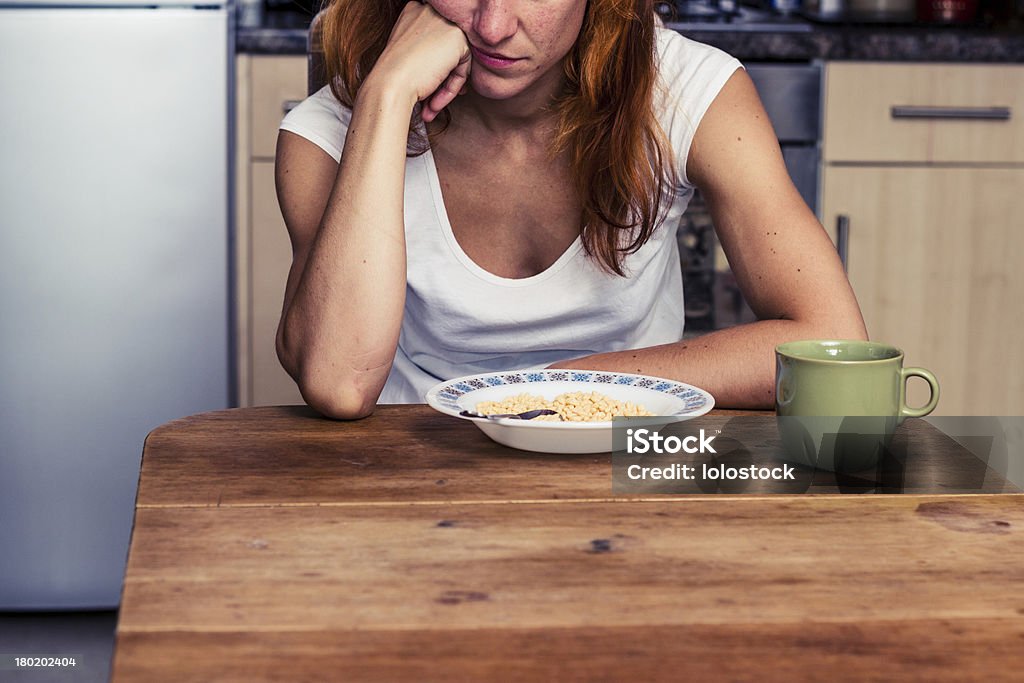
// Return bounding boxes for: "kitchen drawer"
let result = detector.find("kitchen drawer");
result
[824,63,1024,164]
[250,55,307,160]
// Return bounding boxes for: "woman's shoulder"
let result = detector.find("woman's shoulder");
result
[654,28,743,96]
[278,85,353,163]
[653,28,744,183]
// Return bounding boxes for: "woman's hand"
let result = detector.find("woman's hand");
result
[369,2,472,123]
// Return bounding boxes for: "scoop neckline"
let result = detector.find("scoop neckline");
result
[422,149,584,288]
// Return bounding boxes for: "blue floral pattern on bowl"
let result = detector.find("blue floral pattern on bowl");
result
[427,369,713,417]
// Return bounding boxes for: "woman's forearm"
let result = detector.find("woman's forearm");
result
[279,80,415,417]
[277,4,472,419]
[550,316,868,410]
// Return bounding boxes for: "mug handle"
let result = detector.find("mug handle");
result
[900,367,940,420]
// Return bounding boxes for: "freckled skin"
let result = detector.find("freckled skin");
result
[429,0,586,101]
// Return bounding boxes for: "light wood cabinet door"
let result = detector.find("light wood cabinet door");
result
[249,161,303,406]
[250,56,307,159]
[824,63,1024,164]
[821,166,1024,416]
[236,54,306,407]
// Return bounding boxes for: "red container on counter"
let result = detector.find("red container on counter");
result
[917,0,979,22]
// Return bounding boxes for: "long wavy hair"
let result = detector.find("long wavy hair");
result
[320,0,676,276]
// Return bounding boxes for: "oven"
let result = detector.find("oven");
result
[679,62,823,334]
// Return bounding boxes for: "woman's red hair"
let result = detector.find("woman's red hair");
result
[320,0,675,276]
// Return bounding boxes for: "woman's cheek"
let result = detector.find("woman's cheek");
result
[427,1,472,30]
[536,5,586,53]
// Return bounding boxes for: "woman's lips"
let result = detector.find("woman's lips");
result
[470,45,522,70]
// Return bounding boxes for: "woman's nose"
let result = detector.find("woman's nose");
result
[472,0,518,47]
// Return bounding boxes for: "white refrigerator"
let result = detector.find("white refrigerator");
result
[0,0,232,609]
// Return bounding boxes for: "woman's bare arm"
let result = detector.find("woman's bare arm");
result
[275,4,471,419]
[551,69,867,409]
[275,88,410,419]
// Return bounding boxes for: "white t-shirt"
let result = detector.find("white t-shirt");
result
[279,29,742,403]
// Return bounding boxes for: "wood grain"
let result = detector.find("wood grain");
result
[113,407,1024,681]
[113,618,1024,683]
[134,406,1015,507]
[118,496,1024,631]
[114,496,1024,681]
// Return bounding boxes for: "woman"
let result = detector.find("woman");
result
[275,0,867,419]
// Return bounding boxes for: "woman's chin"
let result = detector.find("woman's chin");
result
[468,72,528,101]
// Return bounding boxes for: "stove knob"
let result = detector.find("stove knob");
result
[654,1,676,19]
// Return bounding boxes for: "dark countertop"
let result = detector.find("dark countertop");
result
[238,12,1024,62]
[671,23,1024,61]
[237,27,309,55]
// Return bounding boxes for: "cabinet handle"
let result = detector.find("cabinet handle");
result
[836,215,849,273]
[890,105,1011,121]
[282,99,302,115]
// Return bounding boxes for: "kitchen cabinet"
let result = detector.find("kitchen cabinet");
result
[235,54,306,406]
[821,62,1024,416]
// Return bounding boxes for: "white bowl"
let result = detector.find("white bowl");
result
[425,369,715,454]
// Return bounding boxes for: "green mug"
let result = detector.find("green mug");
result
[775,340,940,472]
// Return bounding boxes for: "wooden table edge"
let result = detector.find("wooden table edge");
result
[132,491,1024,510]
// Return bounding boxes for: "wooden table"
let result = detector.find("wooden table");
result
[112,406,1024,681]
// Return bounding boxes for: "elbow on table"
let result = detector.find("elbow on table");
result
[298,372,379,420]
[847,326,870,342]
[832,303,869,342]
[277,332,388,420]
[807,313,869,343]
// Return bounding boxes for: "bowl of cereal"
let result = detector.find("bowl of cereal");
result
[425,369,714,454]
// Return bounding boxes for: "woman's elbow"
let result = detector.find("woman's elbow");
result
[294,352,388,420]
[298,372,378,420]
[310,393,377,421]
[276,320,390,419]
[783,302,866,343]
[834,299,869,341]
[276,330,299,383]
[845,324,869,342]
[813,305,868,342]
